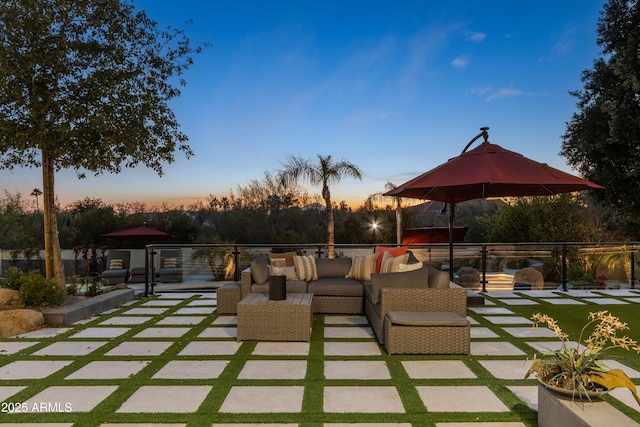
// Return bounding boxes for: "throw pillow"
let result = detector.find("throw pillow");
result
[270,264,298,281]
[374,246,407,272]
[397,262,423,272]
[250,256,270,285]
[109,259,124,270]
[346,254,378,281]
[294,255,318,281]
[270,258,286,268]
[268,251,296,267]
[380,252,409,273]
[163,257,177,268]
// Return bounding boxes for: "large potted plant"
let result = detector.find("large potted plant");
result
[525,310,640,405]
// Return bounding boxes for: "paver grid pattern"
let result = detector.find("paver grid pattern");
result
[0,290,639,426]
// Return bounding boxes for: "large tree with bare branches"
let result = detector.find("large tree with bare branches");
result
[0,0,203,287]
[280,154,362,258]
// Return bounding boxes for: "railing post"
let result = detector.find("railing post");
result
[481,244,487,293]
[631,250,636,289]
[233,245,240,282]
[561,244,568,291]
[149,245,156,295]
[316,246,323,258]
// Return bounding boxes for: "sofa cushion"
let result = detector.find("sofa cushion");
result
[427,265,450,289]
[346,254,378,281]
[380,252,410,273]
[315,258,352,278]
[370,266,429,304]
[308,277,363,296]
[250,256,270,285]
[386,310,469,327]
[374,246,408,273]
[268,251,297,267]
[293,255,318,281]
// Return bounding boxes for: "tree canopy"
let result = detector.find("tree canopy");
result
[0,0,203,285]
[561,0,640,233]
[280,154,362,258]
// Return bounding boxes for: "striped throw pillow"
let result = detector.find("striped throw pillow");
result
[380,252,409,273]
[346,254,378,281]
[293,255,318,281]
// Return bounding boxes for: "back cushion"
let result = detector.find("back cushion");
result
[370,266,429,304]
[250,256,270,285]
[427,265,450,289]
[315,258,352,278]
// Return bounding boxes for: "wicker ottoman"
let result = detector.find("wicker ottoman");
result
[216,282,242,314]
[384,310,470,355]
[237,293,313,341]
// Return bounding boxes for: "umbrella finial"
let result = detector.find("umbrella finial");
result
[480,126,489,143]
[462,127,490,154]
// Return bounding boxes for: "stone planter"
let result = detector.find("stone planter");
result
[537,383,637,427]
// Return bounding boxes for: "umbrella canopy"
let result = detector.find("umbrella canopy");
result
[385,127,604,283]
[387,138,604,203]
[101,225,175,241]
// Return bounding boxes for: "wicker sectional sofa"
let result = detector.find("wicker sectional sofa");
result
[241,257,365,314]
[234,256,473,354]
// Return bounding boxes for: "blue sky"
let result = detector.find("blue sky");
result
[1,0,606,208]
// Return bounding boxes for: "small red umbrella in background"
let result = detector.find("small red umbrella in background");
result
[385,127,604,283]
[101,225,175,240]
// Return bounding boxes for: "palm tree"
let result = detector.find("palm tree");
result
[280,154,362,258]
[366,182,421,245]
[31,188,42,213]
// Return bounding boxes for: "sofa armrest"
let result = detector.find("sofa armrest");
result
[241,268,253,297]
[379,288,467,318]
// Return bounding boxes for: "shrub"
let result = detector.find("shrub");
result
[5,267,65,307]
[4,266,24,290]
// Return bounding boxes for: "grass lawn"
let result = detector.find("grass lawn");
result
[0,290,638,426]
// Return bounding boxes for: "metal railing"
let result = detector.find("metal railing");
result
[140,242,640,296]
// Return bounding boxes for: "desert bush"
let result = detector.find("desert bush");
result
[5,267,64,307]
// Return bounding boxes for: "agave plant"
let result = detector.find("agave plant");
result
[525,310,640,405]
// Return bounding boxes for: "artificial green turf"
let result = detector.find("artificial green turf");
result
[0,291,639,426]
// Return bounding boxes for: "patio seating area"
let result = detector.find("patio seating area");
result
[1,288,639,425]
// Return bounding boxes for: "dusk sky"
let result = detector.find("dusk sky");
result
[1,0,606,209]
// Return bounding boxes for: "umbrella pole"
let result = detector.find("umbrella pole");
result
[449,202,454,282]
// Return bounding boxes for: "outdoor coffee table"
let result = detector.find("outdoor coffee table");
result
[237,293,313,342]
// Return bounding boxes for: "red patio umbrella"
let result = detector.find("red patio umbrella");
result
[385,127,604,281]
[101,225,175,240]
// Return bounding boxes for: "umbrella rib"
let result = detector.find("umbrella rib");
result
[541,184,555,195]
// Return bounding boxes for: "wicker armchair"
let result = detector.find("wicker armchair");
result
[365,287,470,354]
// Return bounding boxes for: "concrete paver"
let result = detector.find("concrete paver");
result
[324,386,405,413]
[324,360,391,380]
[117,385,211,413]
[220,386,305,413]
[416,386,510,412]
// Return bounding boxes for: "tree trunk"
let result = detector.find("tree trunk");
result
[42,149,65,290]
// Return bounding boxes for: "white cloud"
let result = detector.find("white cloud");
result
[466,31,486,42]
[486,88,523,101]
[468,86,529,101]
[451,55,470,68]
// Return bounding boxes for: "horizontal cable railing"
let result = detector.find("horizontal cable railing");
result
[140,242,640,296]
[1,242,637,297]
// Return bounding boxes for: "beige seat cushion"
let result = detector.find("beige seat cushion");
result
[386,311,469,327]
